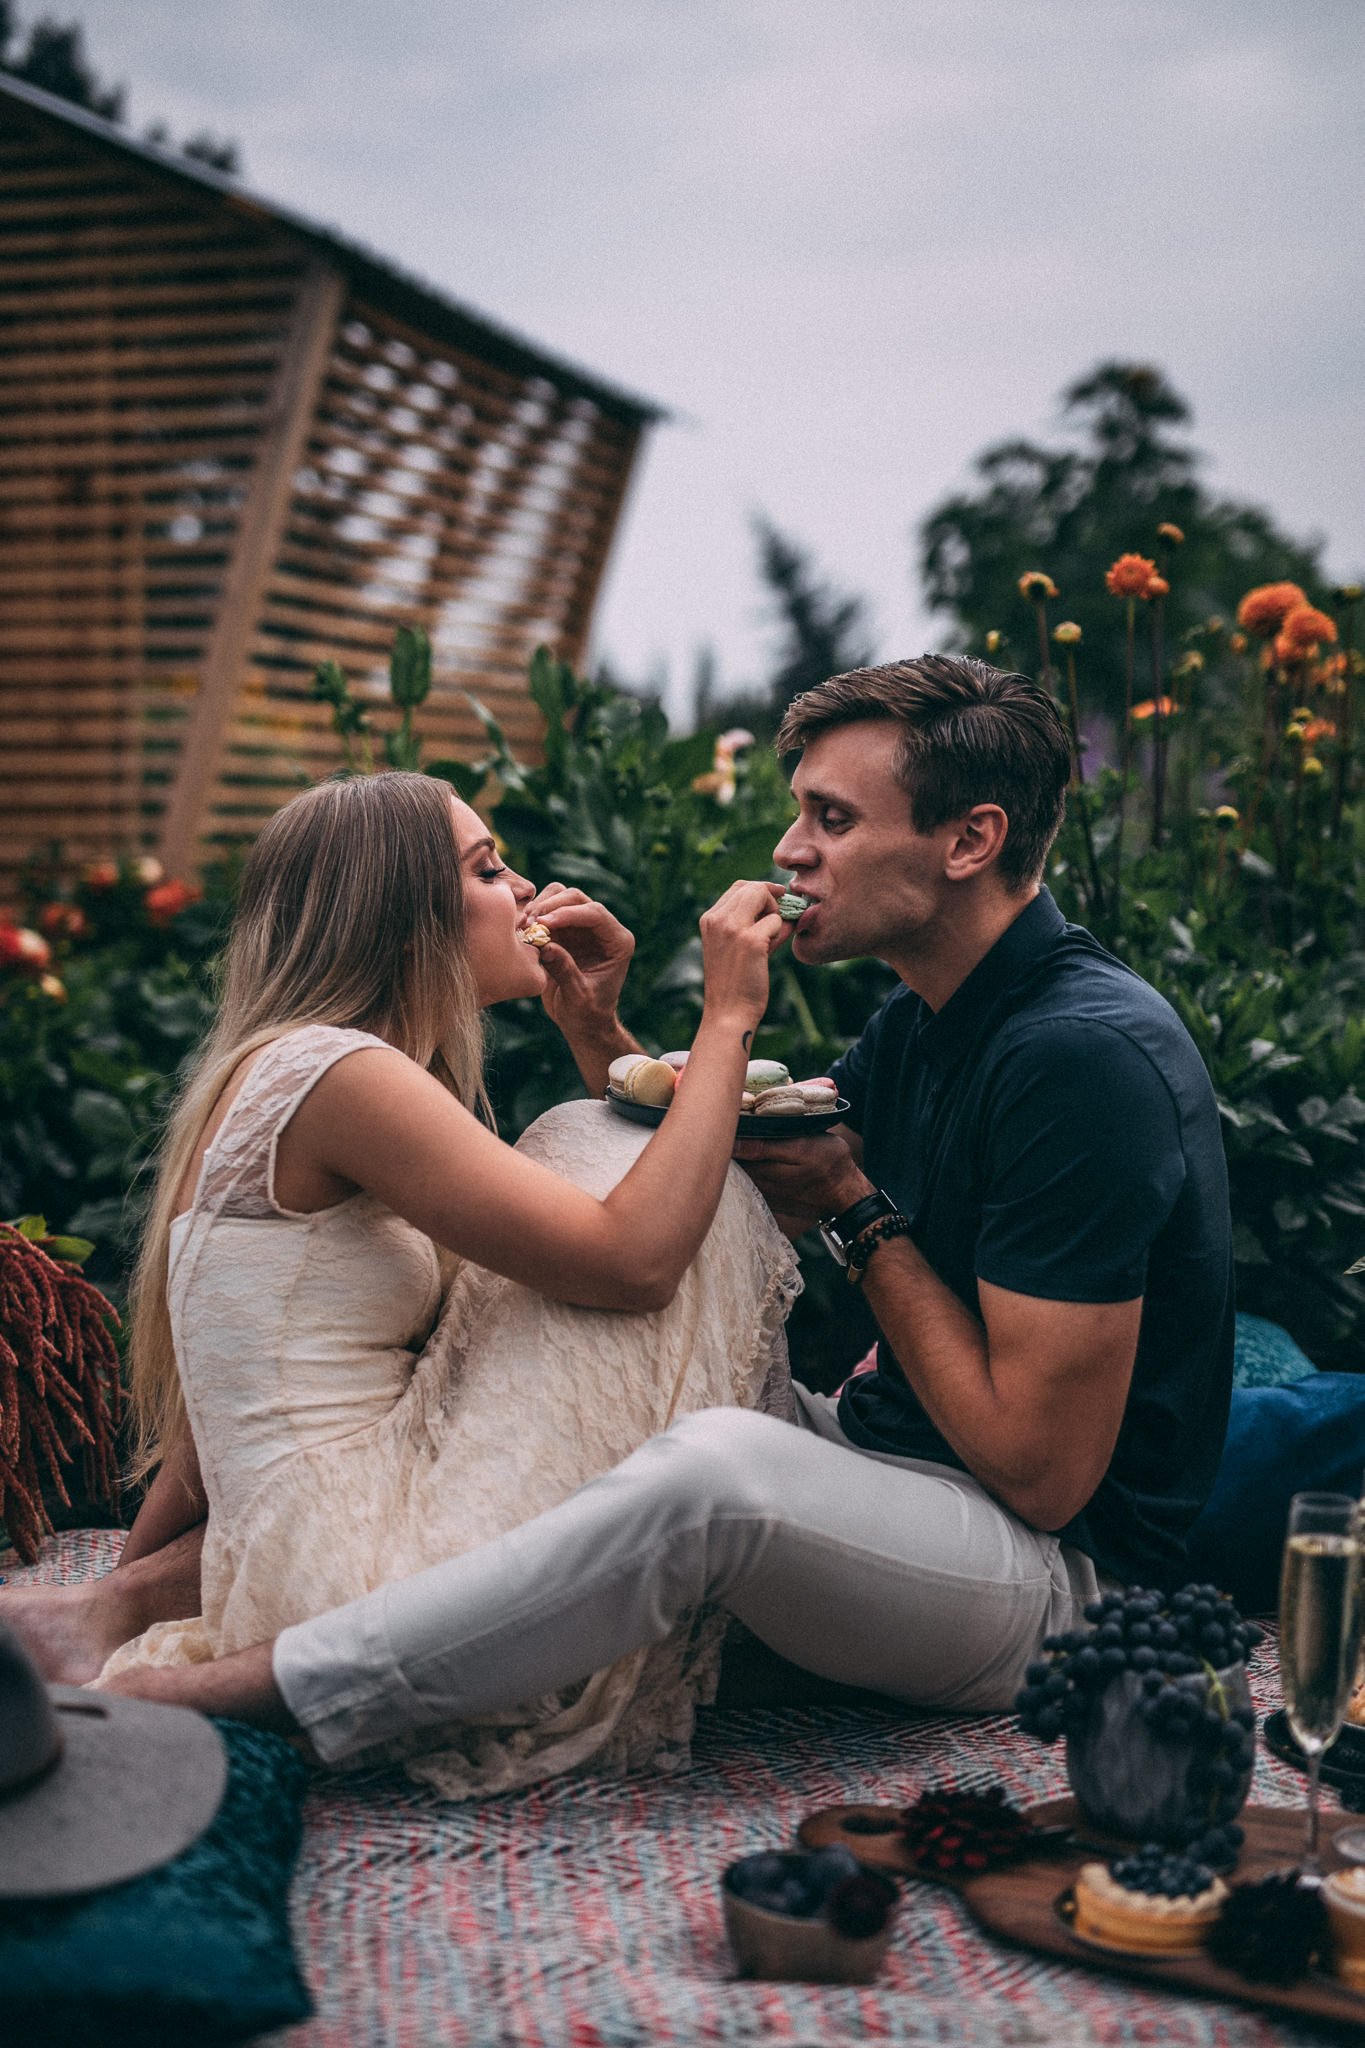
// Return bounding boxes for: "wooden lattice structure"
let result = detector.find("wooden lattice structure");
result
[0,76,661,891]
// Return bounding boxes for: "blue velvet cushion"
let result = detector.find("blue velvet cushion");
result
[1186,1371,1365,1614]
[0,1718,312,2046]
[1230,1311,1317,1389]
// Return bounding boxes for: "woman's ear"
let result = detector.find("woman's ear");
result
[943,804,1010,881]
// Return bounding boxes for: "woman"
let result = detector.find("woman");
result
[4,773,799,1797]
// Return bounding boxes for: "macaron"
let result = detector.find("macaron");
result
[798,1083,838,1108]
[749,1085,809,1116]
[744,1060,791,1094]
[778,891,810,922]
[607,1054,678,1108]
[520,920,553,949]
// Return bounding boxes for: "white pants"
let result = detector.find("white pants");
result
[274,1388,1109,1763]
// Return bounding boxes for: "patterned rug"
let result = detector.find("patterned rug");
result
[4,1530,1349,2048]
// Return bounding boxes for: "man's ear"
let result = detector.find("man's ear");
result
[943,804,1009,881]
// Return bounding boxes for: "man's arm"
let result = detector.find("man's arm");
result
[530,884,641,1096]
[859,1246,1139,1528]
[736,1125,1144,1531]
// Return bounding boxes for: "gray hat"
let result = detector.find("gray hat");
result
[0,1621,228,1899]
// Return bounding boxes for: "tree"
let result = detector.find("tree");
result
[919,363,1323,710]
[685,518,875,737]
[0,5,241,173]
[755,515,875,719]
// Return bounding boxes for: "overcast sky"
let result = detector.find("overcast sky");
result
[66,0,1365,720]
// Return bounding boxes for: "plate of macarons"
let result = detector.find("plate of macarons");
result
[605,1052,850,1138]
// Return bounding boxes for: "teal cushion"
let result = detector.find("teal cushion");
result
[1232,1311,1317,1388]
[0,1719,312,2046]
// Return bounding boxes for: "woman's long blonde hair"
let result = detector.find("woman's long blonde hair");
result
[128,772,488,1481]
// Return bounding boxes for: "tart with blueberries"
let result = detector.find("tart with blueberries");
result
[1072,1844,1229,1955]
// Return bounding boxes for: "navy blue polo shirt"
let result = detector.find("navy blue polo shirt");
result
[831,888,1234,1589]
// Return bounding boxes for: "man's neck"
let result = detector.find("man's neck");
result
[883,882,1040,1013]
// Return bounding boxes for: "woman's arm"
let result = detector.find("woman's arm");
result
[284,881,788,1313]
[118,1431,207,1566]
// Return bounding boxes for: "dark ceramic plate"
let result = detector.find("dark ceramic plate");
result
[1264,1709,1365,1808]
[605,1090,851,1140]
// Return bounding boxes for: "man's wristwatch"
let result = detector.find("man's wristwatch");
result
[819,1190,911,1283]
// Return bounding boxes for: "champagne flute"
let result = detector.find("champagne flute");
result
[1279,1491,1365,1875]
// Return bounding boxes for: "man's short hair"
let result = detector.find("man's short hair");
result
[775,654,1071,890]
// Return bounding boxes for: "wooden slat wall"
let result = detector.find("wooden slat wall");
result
[0,94,645,890]
[199,300,641,850]
[0,100,313,890]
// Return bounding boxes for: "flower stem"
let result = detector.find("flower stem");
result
[1113,597,1136,927]
[1149,593,1167,851]
[1332,595,1358,839]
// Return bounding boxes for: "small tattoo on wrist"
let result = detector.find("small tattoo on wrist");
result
[742,1030,752,1050]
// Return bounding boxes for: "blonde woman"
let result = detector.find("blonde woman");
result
[4,772,799,1797]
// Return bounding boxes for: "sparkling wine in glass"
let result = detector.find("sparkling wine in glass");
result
[1279,1491,1365,1875]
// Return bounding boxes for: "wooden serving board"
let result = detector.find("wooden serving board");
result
[962,1798,1365,2027]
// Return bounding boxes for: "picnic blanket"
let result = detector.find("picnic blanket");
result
[7,1530,1347,2048]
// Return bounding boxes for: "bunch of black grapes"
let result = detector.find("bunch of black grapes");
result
[1015,1583,1263,1870]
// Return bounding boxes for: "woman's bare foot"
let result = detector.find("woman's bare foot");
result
[0,1522,206,1684]
[102,1639,299,1734]
[0,1575,133,1684]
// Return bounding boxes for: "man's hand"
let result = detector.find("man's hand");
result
[530,884,640,1094]
[734,1130,872,1235]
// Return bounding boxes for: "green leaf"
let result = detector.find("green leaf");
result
[426,759,488,802]
[659,730,719,789]
[1232,1222,1270,1266]
[15,1214,48,1240]
[71,1089,136,1148]
[389,625,432,709]
[45,1234,94,1264]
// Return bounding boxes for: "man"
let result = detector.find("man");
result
[102,654,1233,1740]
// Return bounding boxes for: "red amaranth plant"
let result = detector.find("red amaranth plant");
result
[0,1221,123,1562]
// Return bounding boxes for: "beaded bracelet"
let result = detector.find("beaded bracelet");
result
[845,1211,911,1284]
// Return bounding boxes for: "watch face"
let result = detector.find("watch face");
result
[818,1221,849,1267]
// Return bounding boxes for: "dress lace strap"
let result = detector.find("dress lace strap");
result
[195,1025,394,1221]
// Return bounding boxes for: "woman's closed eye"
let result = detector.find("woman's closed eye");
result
[477,863,509,882]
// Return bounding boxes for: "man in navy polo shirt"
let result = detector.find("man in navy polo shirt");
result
[98,656,1236,1742]
[747,656,1234,1598]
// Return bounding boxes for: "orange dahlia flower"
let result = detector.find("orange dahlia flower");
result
[1145,574,1170,599]
[1278,604,1338,652]
[144,878,203,926]
[1106,554,1158,598]
[1018,571,1058,602]
[38,903,87,939]
[1236,582,1307,637]
[1131,697,1178,720]
[1157,523,1185,545]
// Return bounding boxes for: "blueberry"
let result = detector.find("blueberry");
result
[803,1844,861,1900]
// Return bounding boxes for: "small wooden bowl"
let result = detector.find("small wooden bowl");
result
[721,1863,897,1983]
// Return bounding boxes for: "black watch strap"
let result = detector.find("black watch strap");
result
[824,1190,899,1245]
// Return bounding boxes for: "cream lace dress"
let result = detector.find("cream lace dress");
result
[99,1025,801,1799]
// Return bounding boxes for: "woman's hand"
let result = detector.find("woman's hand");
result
[531,884,635,1039]
[528,884,641,1096]
[699,881,789,1027]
